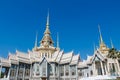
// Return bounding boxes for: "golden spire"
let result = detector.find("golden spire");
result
[44,11,50,34]
[46,10,49,28]
[98,24,103,44]
[98,24,109,54]
[40,11,54,47]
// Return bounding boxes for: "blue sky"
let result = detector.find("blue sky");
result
[0,0,120,59]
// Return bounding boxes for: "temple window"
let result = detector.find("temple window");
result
[60,65,64,76]
[66,72,69,76]
[90,70,93,76]
[87,73,89,77]
[18,70,23,76]
[72,72,75,75]
[45,53,47,57]
[65,65,69,76]
[37,64,39,71]
[70,65,76,76]
[60,73,64,76]
[79,72,82,77]
[10,70,15,77]
[49,65,53,76]
[25,69,30,76]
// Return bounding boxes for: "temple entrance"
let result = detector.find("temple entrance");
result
[41,77,47,80]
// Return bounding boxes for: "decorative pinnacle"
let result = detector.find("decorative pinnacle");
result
[110,38,114,48]
[34,32,38,48]
[94,43,96,52]
[98,24,103,44]
[46,10,49,28]
[57,32,59,48]
[44,10,50,34]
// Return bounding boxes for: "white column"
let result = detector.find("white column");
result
[93,61,96,76]
[100,61,104,75]
[113,61,117,75]
[116,59,120,75]
[64,65,65,80]
[16,65,19,80]
[7,68,11,79]
[58,64,60,80]
[53,64,55,80]
[30,64,32,79]
[23,64,25,80]
[46,62,47,77]
[104,63,108,75]
[69,65,71,80]
[107,61,110,75]
[76,66,78,80]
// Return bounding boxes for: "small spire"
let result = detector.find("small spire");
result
[57,32,59,48]
[40,11,53,47]
[93,43,96,52]
[34,32,38,48]
[98,24,103,44]
[44,10,50,34]
[110,38,114,48]
[46,10,49,28]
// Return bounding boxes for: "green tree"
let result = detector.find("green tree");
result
[107,48,118,59]
[0,72,4,78]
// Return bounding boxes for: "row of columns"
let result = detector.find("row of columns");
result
[107,59,120,76]
[59,65,77,80]
[9,64,31,80]
[40,52,52,58]
[93,61,107,76]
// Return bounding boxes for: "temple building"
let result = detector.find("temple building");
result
[0,13,120,80]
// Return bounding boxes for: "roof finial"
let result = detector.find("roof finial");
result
[110,38,114,48]
[98,24,103,44]
[44,10,50,34]
[34,31,38,48]
[57,32,59,48]
[94,43,96,52]
[46,10,49,28]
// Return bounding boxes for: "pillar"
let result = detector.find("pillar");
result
[93,61,97,76]
[104,63,108,75]
[116,59,120,75]
[23,64,25,80]
[64,65,65,80]
[58,64,60,80]
[30,64,32,79]
[16,65,19,80]
[7,67,11,79]
[69,65,71,80]
[100,61,104,75]
[76,66,78,80]
[107,61,110,75]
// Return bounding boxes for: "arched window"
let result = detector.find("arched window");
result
[45,53,47,57]
[25,69,30,76]
[90,70,93,76]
